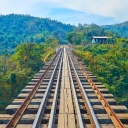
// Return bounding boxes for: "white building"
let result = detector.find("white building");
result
[92,36,112,44]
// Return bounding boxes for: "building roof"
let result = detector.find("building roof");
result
[92,36,112,39]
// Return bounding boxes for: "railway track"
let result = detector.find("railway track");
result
[0,45,128,128]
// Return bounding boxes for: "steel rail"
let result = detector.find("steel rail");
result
[32,49,63,128]
[71,50,125,128]
[48,51,63,128]
[67,51,84,128]
[6,49,61,128]
[68,51,100,128]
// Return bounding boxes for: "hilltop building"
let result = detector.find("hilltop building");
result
[91,36,112,44]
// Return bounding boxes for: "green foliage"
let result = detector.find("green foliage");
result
[73,39,128,106]
[67,24,116,45]
[10,73,16,84]
[12,43,46,70]
[0,14,73,54]
[0,42,56,113]
[66,32,83,45]
[46,38,59,46]
[102,21,128,38]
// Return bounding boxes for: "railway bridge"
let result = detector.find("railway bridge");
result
[0,46,128,128]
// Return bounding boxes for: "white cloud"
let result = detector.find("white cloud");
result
[47,0,128,21]
[0,0,128,23]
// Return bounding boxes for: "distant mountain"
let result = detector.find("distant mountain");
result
[102,21,128,38]
[0,14,73,54]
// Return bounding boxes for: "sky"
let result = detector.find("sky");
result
[0,0,128,25]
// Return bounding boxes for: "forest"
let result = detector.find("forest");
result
[0,39,58,113]
[66,24,116,45]
[0,14,128,112]
[73,39,128,107]
[0,14,73,54]
[0,14,70,112]
[66,24,128,107]
[102,21,128,38]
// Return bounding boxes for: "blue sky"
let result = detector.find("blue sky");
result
[0,0,128,25]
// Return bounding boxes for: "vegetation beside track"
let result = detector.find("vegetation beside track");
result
[43,50,55,64]
[73,38,128,107]
[0,41,57,113]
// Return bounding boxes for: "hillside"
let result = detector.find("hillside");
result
[73,39,128,107]
[0,42,57,113]
[0,14,73,54]
[66,24,116,45]
[102,21,128,38]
